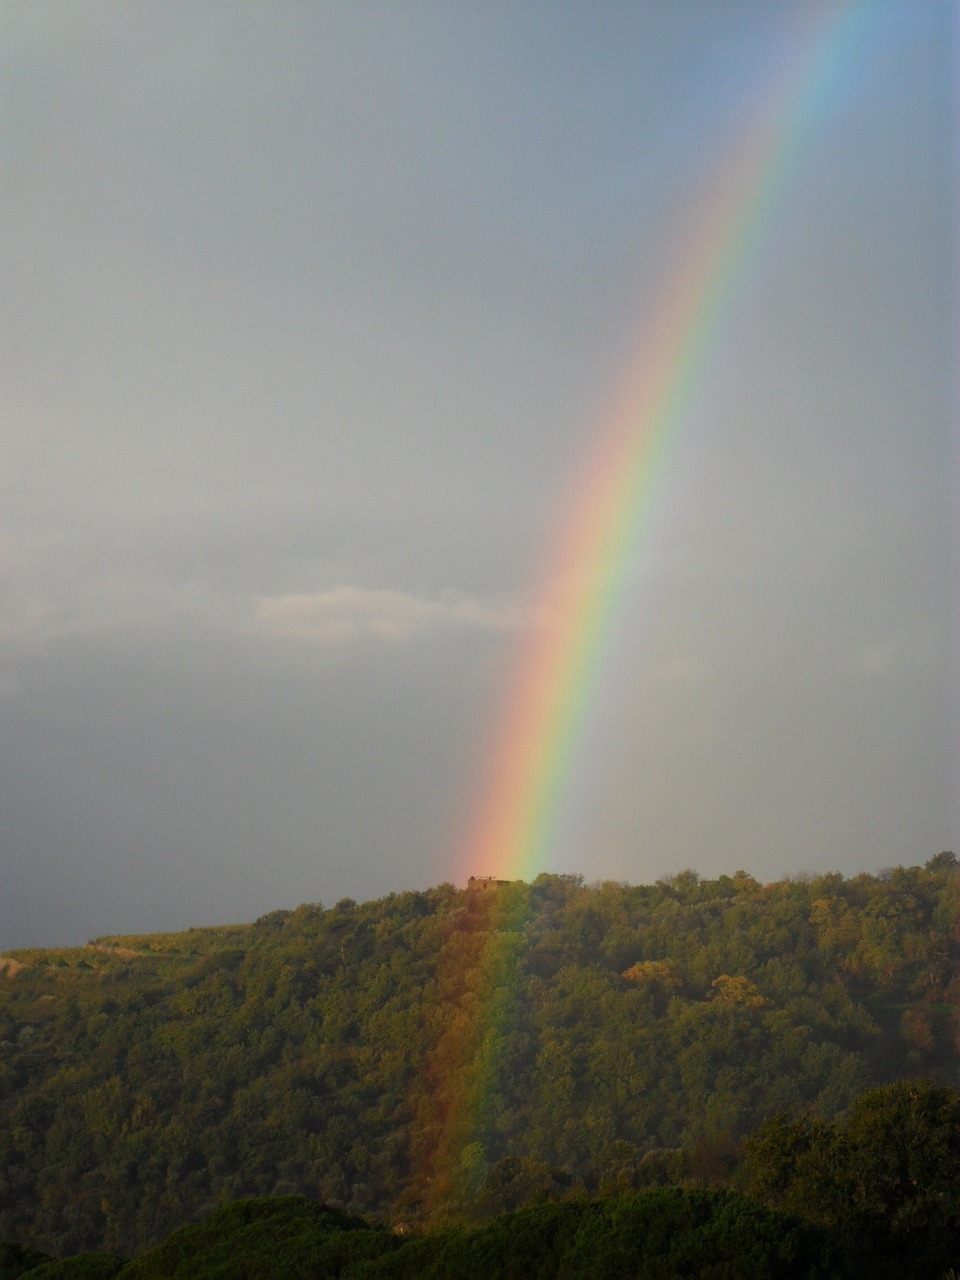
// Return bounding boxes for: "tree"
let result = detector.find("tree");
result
[742,1080,960,1279]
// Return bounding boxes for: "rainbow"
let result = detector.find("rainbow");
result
[453,0,891,889]
[415,0,899,1221]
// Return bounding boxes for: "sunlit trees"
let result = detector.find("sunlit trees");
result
[0,862,958,1253]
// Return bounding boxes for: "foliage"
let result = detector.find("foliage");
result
[740,1079,960,1278]
[117,1196,387,1280]
[362,1190,836,1279]
[8,1193,837,1280]
[0,1243,52,1280]
[19,1256,126,1279]
[5,1084,960,1276]
[0,859,958,1253]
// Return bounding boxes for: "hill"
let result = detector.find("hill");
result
[0,1191,841,1279]
[1,857,959,1255]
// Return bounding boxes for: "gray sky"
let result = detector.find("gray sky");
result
[1,1,956,949]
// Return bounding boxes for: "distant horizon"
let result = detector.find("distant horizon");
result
[5,852,958,953]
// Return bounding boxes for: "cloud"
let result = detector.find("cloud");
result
[0,570,531,656]
[252,586,532,643]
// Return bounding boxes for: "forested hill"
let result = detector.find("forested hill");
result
[2,856,959,1256]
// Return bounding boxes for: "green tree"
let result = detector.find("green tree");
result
[742,1080,960,1279]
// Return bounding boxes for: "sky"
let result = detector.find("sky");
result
[1,0,957,950]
